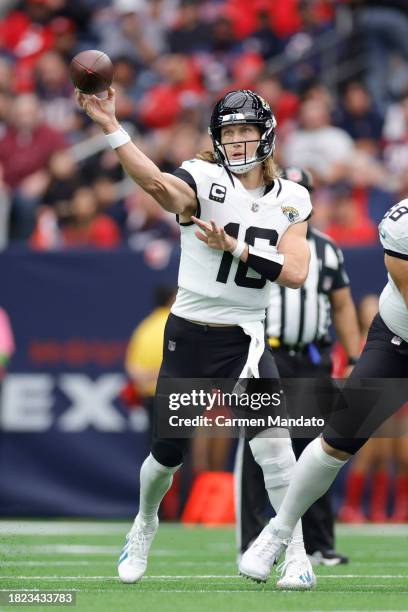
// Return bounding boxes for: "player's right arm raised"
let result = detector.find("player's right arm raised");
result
[76,87,196,216]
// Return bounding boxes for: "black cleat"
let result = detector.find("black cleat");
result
[308,549,349,567]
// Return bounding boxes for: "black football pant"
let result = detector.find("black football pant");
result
[324,314,408,454]
[237,345,335,555]
[151,313,282,468]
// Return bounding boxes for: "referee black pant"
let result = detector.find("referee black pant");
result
[236,345,335,555]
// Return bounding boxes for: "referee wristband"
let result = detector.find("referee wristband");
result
[105,126,131,149]
[231,240,246,259]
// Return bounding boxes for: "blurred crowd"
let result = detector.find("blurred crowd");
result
[0,0,408,251]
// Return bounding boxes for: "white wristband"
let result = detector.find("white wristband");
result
[231,240,246,258]
[105,126,131,149]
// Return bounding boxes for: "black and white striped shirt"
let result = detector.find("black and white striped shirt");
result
[266,227,349,346]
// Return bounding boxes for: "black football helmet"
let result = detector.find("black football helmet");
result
[209,89,277,174]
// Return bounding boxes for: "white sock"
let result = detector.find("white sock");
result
[137,453,181,527]
[249,430,305,554]
[272,437,348,536]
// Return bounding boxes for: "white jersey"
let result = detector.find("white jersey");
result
[171,160,312,324]
[378,200,408,342]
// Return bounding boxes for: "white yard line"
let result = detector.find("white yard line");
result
[0,545,119,554]
[0,521,129,535]
[0,544,201,556]
[0,574,407,580]
[2,560,408,568]
[1,561,97,566]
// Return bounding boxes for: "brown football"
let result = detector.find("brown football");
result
[70,50,114,95]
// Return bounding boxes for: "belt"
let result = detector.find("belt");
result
[186,318,237,328]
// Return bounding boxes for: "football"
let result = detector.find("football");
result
[69,50,114,95]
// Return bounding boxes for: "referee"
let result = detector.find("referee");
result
[235,167,361,566]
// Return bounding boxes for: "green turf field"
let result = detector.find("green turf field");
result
[0,521,407,612]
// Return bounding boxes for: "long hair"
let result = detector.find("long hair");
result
[195,150,280,185]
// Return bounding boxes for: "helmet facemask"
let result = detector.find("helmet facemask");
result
[211,117,276,174]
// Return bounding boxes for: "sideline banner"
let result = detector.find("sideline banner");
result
[0,248,178,517]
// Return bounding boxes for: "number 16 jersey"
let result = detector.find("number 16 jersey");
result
[171,159,312,324]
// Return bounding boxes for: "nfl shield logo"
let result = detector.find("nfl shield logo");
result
[251,202,259,212]
[168,339,176,351]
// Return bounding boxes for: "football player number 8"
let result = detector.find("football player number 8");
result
[386,205,408,222]
[216,223,278,288]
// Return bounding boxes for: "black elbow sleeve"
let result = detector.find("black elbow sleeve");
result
[246,245,284,282]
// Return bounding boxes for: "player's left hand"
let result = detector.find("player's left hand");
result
[191,216,236,252]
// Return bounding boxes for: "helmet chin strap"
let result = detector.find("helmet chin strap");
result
[226,157,261,174]
[217,139,264,174]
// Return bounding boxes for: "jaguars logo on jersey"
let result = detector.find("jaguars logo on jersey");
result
[281,206,300,223]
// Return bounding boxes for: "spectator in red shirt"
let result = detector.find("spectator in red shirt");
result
[325,182,378,247]
[138,54,203,129]
[0,93,67,189]
[0,93,66,240]
[62,187,120,249]
[0,0,56,92]
[254,75,299,131]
